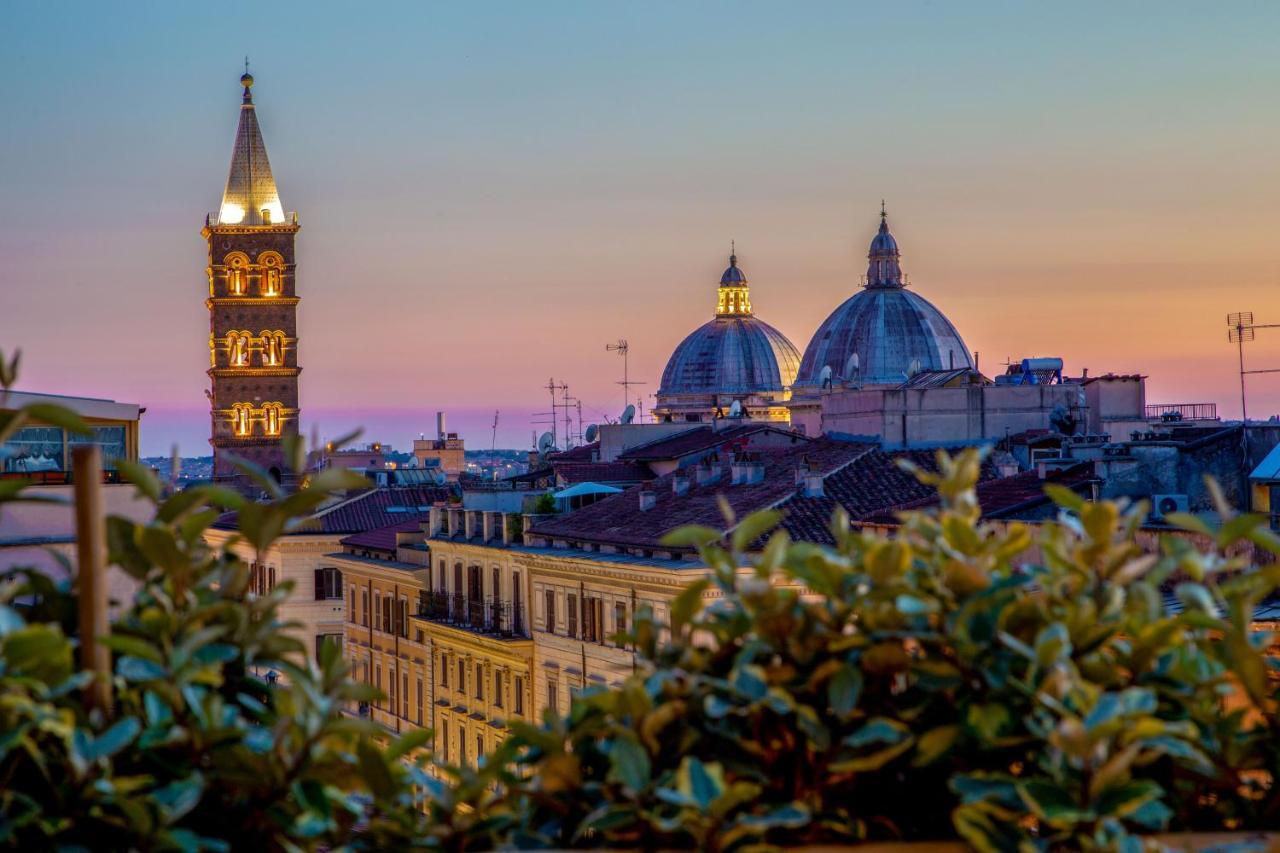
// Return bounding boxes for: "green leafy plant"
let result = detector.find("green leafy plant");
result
[441,449,1280,850]
[0,376,434,850]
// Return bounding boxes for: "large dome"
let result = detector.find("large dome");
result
[660,315,800,396]
[796,211,972,387]
[655,252,801,422]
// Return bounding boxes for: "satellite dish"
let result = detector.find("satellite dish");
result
[584,423,599,443]
[844,353,860,377]
[537,431,556,454]
[817,365,833,390]
[620,404,636,425]
[728,399,743,418]
[430,468,447,485]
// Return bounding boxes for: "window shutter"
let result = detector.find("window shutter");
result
[331,568,342,597]
[313,568,324,600]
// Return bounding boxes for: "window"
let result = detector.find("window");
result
[459,729,466,765]
[232,403,252,437]
[314,567,342,600]
[389,665,397,712]
[475,663,484,700]
[264,267,281,296]
[416,678,424,725]
[567,594,578,638]
[615,602,627,644]
[263,403,283,437]
[398,598,408,638]
[583,597,604,643]
[402,671,409,718]
[440,722,448,761]
[437,560,446,593]
[440,653,448,687]
[546,677,559,714]
[375,663,382,709]
[382,595,393,633]
[514,676,524,715]
[476,735,484,765]
[493,670,504,709]
[314,633,342,664]
[457,658,466,692]
[361,590,369,627]
[348,586,356,622]
[544,589,556,634]
[492,567,501,601]
[228,331,250,366]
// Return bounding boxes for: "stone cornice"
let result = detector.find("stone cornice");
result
[207,297,301,308]
[208,367,302,379]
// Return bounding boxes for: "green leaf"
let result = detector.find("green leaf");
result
[729,509,782,552]
[606,735,651,791]
[1094,779,1162,820]
[358,739,396,801]
[827,664,862,718]
[1018,780,1093,824]
[81,717,141,761]
[676,757,725,809]
[23,403,91,436]
[118,655,167,681]
[844,717,908,749]
[669,579,710,632]
[660,525,723,548]
[913,724,961,766]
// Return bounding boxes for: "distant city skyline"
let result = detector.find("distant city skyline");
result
[6,2,1280,455]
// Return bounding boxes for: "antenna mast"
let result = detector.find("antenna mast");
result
[491,410,499,453]
[607,339,646,415]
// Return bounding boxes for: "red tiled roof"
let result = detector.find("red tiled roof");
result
[529,439,870,550]
[616,424,784,461]
[777,449,998,545]
[547,442,599,463]
[554,461,651,484]
[212,485,451,535]
[339,518,427,552]
[860,462,1097,526]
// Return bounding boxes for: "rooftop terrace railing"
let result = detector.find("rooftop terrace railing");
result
[1145,403,1218,422]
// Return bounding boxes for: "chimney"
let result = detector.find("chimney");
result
[672,474,691,496]
[436,411,447,441]
[1082,368,1089,380]
[695,462,721,487]
[482,511,499,542]
[447,507,463,537]
[639,483,657,511]
[795,455,812,486]
[730,456,765,485]
[803,473,825,498]
[428,505,444,537]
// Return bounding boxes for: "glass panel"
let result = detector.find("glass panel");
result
[3,426,65,472]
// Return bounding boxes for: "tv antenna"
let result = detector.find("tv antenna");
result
[607,339,646,414]
[491,410,499,453]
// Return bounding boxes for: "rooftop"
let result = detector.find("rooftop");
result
[213,485,451,536]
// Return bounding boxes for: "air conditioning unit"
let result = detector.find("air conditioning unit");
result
[1150,494,1189,521]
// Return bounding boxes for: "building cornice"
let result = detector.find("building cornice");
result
[207,296,301,308]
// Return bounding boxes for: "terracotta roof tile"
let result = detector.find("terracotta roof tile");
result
[212,485,450,536]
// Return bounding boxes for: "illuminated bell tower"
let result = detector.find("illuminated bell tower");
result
[204,70,301,490]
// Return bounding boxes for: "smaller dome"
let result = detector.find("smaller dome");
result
[869,221,898,256]
[240,72,255,89]
[720,254,747,285]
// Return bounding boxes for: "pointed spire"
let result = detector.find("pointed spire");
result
[865,204,904,288]
[217,68,285,226]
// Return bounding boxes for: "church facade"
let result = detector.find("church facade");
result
[204,72,301,489]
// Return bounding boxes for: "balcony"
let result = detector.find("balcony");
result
[416,591,526,639]
[1145,403,1218,422]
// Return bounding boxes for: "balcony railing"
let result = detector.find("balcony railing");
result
[0,469,126,485]
[417,590,526,639]
[1145,403,1218,422]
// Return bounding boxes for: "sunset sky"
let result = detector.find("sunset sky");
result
[4,2,1280,455]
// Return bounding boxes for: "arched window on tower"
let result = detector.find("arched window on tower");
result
[232,403,252,437]
[228,332,249,367]
[259,253,283,296]
[263,403,283,437]
[261,331,285,366]
[225,253,249,295]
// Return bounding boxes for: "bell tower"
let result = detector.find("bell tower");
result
[204,70,301,490]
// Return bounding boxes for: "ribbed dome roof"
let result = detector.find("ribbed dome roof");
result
[796,210,972,386]
[658,250,800,398]
[660,316,800,396]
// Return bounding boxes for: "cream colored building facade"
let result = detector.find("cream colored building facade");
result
[202,528,348,665]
